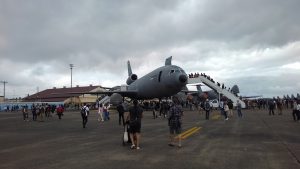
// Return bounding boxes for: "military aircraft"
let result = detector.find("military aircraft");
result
[190,84,218,100]
[77,56,188,104]
[175,84,218,103]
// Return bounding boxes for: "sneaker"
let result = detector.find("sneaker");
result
[130,145,136,149]
[225,118,229,120]
[136,147,140,150]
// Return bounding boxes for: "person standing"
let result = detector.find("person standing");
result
[204,99,211,120]
[292,100,298,121]
[81,104,89,128]
[117,102,125,126]
[224,102,230,120]
[38,105,45,122]
[154,101,160,118]
[237,100,243,118]
[297,101,300,122]
[220,100,228,120]
[98,103,104,122]
[56,105,64,120]
[45,104,51,118]
[277,100,283,115]
[32,105,37,121]
[151,102,158,119]
[168,96,183,148]
[269,100,275,115]
[51,105,56,115]
[103,103,110,121]
[128,100,143,150]
[22,106,29,121]
[227,100,234,117]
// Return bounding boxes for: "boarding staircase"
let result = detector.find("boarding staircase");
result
[188,76,246,108]
[98,95,110,105]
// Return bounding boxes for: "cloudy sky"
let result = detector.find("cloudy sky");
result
[1,0,299,99]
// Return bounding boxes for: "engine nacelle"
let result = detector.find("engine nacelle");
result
[126,74,138,85]
[110,93,123,105]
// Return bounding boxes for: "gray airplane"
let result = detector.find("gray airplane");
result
[176,84,218,103]
[80,56,188,102]
[192,84,218,101]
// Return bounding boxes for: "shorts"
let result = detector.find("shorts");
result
[129,122,141,133]
[169,124,181,134]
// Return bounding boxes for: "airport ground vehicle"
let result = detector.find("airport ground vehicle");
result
[209,99,219,109]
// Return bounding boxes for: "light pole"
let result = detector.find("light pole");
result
[69,64,74,88]
[69,64,74,107]
[0,81,8,100]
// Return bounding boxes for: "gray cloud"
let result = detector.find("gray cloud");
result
[225,72,300,98]
[0,0,299,98]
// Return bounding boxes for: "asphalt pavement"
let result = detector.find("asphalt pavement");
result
[0,107,299,169]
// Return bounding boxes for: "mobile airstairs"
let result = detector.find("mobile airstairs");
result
[188,76,246,108]
[98,95,110,105]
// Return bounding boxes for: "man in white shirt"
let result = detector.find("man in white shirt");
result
[81,103,90,128]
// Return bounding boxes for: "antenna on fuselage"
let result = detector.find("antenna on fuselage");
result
[165,56,172,66]
[127,60,132,76]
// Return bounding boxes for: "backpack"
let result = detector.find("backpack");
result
[81,107,86,115]
[205,102,210,110]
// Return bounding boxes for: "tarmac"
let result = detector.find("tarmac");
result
[0,108,299,169]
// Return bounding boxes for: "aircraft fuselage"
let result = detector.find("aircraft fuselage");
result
[128,65,187,99]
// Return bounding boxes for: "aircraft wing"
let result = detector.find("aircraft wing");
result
[180,90,199,95]
[240,95,263,99]
[180,90,190,93]
[69,90,138,98]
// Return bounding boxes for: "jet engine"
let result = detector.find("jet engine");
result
[126,74,138,85]
[109,93,123,105]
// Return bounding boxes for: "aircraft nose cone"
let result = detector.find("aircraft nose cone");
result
[179,74,187,83]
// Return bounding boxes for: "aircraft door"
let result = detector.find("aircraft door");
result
[158,71,162,82]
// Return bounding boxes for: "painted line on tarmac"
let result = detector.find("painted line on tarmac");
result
[175,127,197,139]
[182,127,198,136]
[181,127,201,139]
[175,127,202,140]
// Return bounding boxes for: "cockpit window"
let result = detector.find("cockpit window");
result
[170,68,186,74]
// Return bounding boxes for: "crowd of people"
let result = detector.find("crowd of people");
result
[188,72,236,93]
[243,98,296,110]
[21,103,65,122]
[188,72,300,121]
[199,99,242,121]
[141,101,171,119]
[3,92,299,152]
[79,98,184,150]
